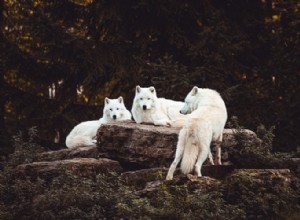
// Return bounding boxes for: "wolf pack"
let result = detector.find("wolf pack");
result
[66,85,227,180]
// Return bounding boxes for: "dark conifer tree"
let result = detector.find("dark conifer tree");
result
[0,0,299,154]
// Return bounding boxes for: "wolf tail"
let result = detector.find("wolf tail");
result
[180,120,199,174]
[65,135,96,148]
[180,119,212,175]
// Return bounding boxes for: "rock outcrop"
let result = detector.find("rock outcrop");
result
[121,165,235,187]
[38,146,103,162]
[3,122,300,220]
[97,121,258,168]
[35,122,258,172]
[120,168,294,200]
[16,158,122,180]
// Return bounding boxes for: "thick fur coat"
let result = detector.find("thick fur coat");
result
[65,97,131,148]
[166,87,227,180]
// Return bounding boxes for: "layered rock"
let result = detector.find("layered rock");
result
[121,168,294,198]
[37,146,104,162]
[97,121,258,167]
[4,122,299,220]
[16,158,122,180]
[121,165,234,186]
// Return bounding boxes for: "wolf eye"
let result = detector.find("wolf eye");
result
[110,108,112,111]
[117,108,119,110]
[140,98,143,100]
[147,98,151,100]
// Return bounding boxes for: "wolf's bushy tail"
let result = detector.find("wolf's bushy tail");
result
[180,122,199,174]
[66,135,95,148]
[180,119,212,175]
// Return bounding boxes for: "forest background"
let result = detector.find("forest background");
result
[0,0,299,155]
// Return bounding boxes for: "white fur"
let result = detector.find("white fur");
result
[131,85,186,126]
[166,87,227,180]
[65,97,132,148]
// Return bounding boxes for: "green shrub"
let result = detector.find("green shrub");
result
[223,171,300,219]
[1,126,300,219]
[226,116,298,171]
[8,127,45,167]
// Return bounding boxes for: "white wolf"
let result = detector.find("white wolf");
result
[65,97,132,148]
[166,86,227,180]
[131,85,186,126]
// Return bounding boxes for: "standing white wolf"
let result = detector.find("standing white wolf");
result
[166,86,227,180]
[131,85,185,126]
[65,97,132,148]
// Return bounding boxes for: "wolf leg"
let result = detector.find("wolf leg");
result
[214,133,223,165]
[154,118,171,127]
[208,151,214,165]
[194,144,210,177]
[166,131,185,180]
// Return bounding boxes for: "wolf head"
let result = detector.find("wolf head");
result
[103,97,127,120]
[134,85,158,110]
[180,86,199,114]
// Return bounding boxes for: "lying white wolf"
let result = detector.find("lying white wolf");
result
[131,85,186,126]
[166,86,227,180]
[66,97,132,148]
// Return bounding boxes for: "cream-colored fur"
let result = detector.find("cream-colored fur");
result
[131,85,186,126]
[166,87,227,180]
[66,97,131,148]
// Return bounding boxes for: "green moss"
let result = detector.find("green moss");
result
[227,117,299,175]
[223,171,300,219]
[1,126,300,219]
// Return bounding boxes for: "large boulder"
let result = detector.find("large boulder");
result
[97,121,258,168]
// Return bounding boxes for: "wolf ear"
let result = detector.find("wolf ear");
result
[136,85,141,93]
[118,96,123,103]
[191,86,198,96]
[149,86,155,93]
[104,97,110,105]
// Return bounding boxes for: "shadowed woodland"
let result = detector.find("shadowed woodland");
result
[0,0,299,154]
[1,1,300,219]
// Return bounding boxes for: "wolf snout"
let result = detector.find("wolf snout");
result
[113,115,117,120]
[143,105,147,110]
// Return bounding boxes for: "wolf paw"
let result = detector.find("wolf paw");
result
[166,121,171,127]
[154,120,171,127]
[166,175,173,180]
[163,119,172,127]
